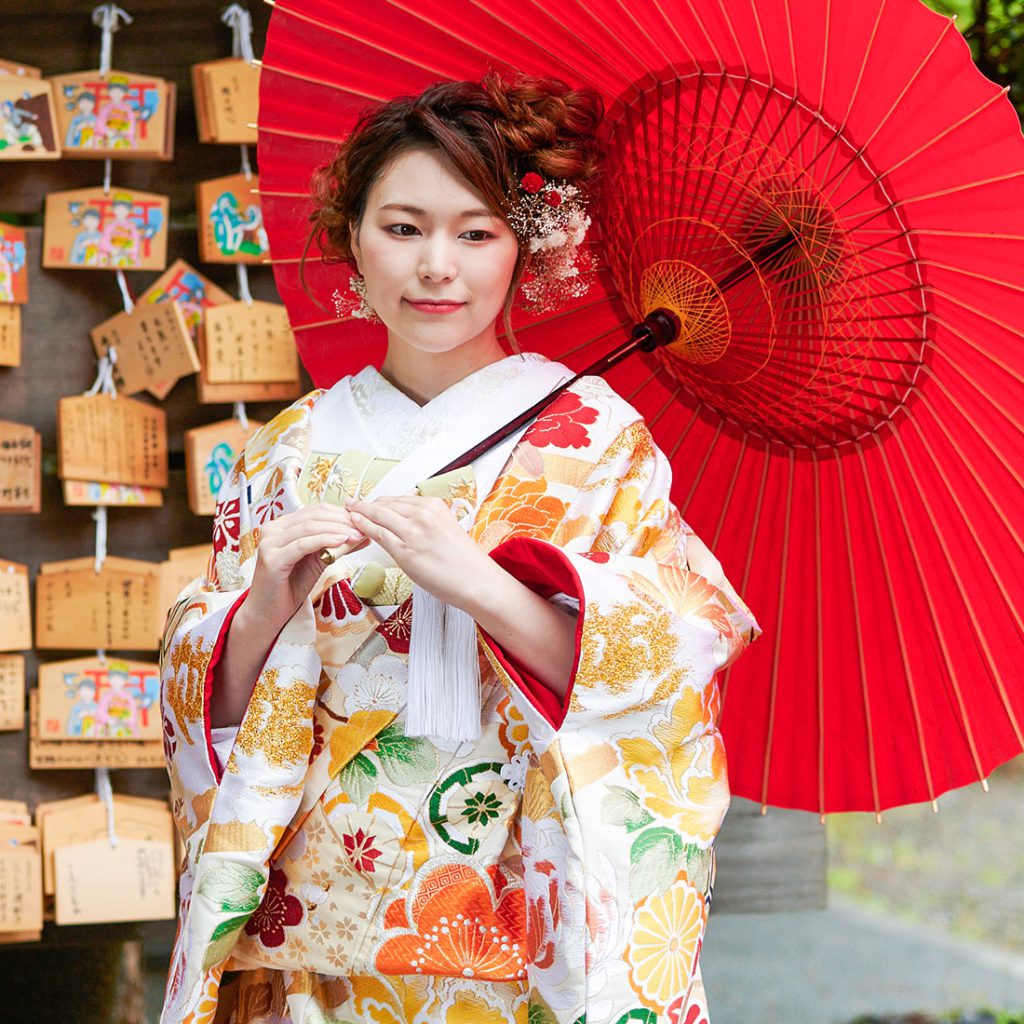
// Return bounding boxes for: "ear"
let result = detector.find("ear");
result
[349,221,363,274]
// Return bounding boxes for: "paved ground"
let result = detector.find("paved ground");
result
[701,900,1024,1024]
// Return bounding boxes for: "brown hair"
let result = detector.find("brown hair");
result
[303,71,604,349]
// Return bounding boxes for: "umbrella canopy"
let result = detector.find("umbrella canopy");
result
[257,0,1024,816]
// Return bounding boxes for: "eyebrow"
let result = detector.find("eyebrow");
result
[378,202,498,218]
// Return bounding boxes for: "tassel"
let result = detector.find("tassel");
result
[406,582,481,745]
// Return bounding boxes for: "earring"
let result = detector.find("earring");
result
[331,272,382,323]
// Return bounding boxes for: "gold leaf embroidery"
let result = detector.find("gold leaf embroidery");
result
[233,667,317,770]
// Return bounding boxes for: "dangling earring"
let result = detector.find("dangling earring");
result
[331,272,382,323]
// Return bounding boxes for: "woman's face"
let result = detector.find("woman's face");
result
[349,146,520,356]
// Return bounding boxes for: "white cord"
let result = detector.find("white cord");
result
[115,268,134,313]
[92,506,108,573]
[232,400,249,431]
[221,3,255,63]
[236,263,253,305]
[240,142,253,181]
[95,767,118,848]
[102,157,112,195]
[91,3,132,78]
[85,345,118,398]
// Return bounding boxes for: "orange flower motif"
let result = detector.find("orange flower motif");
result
[376,863,526,981]
[496,696,530,760]
[473,476,567,546]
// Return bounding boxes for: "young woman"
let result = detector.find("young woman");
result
[159,73,761,1024]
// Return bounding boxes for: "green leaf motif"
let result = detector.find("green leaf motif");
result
[614,1011,658,1024]
[527,996,559,1024]
[195,862,264,914]
[202,913,251,971]
[601,785,655,833]
[629,826,685,900]
[375,723,438,787]
[337,751,377,805]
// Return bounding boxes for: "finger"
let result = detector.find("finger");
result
[347,502,410,540]
[346,507,401,552]
[264,509,362,545]
[263,531,353,569]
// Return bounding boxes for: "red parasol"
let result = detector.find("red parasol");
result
[256,0,1024,817]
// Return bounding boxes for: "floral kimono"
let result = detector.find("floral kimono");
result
[159,352,762,1024]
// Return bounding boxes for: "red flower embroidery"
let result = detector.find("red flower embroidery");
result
[343,827,383,873]
[581,551,610,563]
[378,598,412,654]
[252,485,287,526]
[212,497,241,555]
[308,718,325,764]
[245,868,303,949]
[524,390,599,450]
[161,711,176,760]
[318,580,361,623]
[520,172,544,193]
[544,190,562,206]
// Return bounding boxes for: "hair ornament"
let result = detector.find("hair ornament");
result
[508,171,595,313]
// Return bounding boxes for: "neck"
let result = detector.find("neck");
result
[379,331,508,406]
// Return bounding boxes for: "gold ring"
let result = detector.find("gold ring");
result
[319,548,335,566]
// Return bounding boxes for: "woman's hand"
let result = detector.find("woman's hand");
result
[344,494,493,610]
[243,501,365,632]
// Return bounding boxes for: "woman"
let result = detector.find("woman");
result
[159,72,761,1024]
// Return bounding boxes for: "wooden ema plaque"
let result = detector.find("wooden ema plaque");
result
[192,57,259,144]
[0,419,41,513]
[159,545,210,621]
[0,828,43,938]
[0,221,28,304]
[0,559,31,652]
[196,173,267,265]
[0,653,24,731]
[90,298,199,397]
[196,325,302,404]
[29,692,163,770]
[0,59,42,77]
[185,418,262,516]
[37,656,160,741]
[0,303,20,366]
[48,68,175,160]
[34,556,161,651]
[203,300,299,384]
[39,794,173,898]
[62,478,164,507]
[140,258,233,342]
[43,186,169,271]
[0,74,60,160]
[57,393,168,488]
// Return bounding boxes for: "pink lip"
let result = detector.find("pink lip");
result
[405,299,465,314]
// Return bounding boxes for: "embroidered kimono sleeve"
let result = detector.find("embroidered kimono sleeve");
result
[477,416,762,1022]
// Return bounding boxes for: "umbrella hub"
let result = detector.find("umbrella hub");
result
[640,260,730,366]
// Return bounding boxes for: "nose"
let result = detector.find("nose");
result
[417,235,458,284]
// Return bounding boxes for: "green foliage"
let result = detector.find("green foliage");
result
[922,0,1024,119]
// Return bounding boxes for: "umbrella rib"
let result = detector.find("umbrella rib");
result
[256,123,346,145]
[836,447,883,819]
[920,257,1024,297]
[911,388,1024,558]
[624,365,662,404]
[709,428,745,551]
[681,420,725,513]
[721,435,767,715]
[744,0,776,87]
[919,363,1024,486]
[926,297,1024,354]
[650,383,688,432]
[760,448,795,811]
[667,397,703,461]
[854,439,938,805]
[818,17,957,202]
[256,57,383,102]
[875,428,993,782]
[813,451,825,820]
[782,0,799,94]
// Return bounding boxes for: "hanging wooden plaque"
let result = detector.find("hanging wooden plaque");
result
[185,417,262,516]
[43,186,169,271]
[203,300,299,384]
[0,74,60,159]
[192,57,259,144]
[90,298,199,396]
[0,420,41,513]
[34,556,161,651]
[57,393,168,488]
[0,221,28,304]
[62,479,164,507]
[140,258,234,341]
[0,59,42,78]
[0,303,20,367]
[196,172,268,264]
[37,656,160,741]
[159,544,210,624]
[0,653,24,731]
[28,691,163,770]
[196,324,302,404]
[48,69,174,160]
[0,559,31,652]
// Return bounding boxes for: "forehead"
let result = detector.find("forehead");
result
[369,147,490,212]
